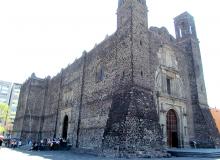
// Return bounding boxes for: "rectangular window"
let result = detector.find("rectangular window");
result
[167,78,171,95]
[1,90,8,94]
[2,85,9,89]
[184,127,187,136]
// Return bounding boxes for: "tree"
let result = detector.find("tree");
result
[0,103,10,134]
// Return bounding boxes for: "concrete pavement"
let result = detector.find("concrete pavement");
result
[0,147,220,160]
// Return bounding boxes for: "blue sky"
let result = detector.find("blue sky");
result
[0,0,219,108]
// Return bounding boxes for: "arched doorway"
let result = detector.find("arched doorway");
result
[62,115,68,140]
[167,109,179,147]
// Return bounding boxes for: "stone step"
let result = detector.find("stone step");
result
[168,149,220,158]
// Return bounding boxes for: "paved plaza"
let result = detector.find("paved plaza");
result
[0,147,220,160]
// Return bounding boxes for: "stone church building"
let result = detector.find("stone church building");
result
[13,0,219,155]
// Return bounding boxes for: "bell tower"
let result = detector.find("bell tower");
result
[174,12,207,106]
[174,12,197,40]
[174,12,219,147]
[117,0,148,31]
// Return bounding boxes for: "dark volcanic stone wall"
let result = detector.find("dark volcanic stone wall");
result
[103,88,132,150]
[103,87,163,155]
[13,80,30,139]
[41,74,61,139]
[78,35,118,149]
[13,75,48,141]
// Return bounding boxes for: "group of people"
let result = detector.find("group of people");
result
[4,138,22,148]
[0,137,72,151]
[30,138,71,151]
[0,138,22,148]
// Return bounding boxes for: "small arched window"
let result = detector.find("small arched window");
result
[96,64,105,82]
[141,71,143,77]
[166,77,171,95]
[140,40,143,46]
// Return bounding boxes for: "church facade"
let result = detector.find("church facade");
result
[13,0,219,155]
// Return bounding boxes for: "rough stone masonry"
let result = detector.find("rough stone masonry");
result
[13,0,220,158]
